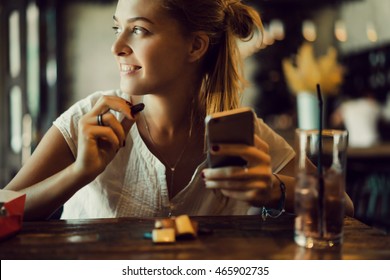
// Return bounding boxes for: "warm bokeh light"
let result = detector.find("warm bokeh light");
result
[262,24,275,47]
[366,22,378,42]
[335,20,348,42]
[269,19,285,41]
[302,20,317,42]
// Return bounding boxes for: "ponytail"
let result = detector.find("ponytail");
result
[161,0,263,115]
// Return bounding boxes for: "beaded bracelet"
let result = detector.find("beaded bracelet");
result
[261,173,286,221]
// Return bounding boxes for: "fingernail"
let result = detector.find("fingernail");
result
[211,145,220,152]
[131,103,145,117]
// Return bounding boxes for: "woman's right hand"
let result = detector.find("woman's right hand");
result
[73,95,144,180]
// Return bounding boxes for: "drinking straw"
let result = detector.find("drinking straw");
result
[316,83,324,237]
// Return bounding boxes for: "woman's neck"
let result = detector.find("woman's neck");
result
[131,88,206,199]
[141,94,198,137]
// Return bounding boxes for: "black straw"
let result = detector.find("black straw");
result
[316,83,324,238]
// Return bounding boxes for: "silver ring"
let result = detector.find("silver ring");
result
[97,114,104,126]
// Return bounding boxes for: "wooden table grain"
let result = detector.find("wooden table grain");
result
[1,215,389,260]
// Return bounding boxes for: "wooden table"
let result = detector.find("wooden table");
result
[1,215,389,260]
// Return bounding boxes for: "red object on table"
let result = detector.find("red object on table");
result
[0,190,26,240]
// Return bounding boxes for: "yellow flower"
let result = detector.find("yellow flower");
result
[282,43,344,96]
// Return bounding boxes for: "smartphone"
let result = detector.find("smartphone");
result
[205,107,254,168]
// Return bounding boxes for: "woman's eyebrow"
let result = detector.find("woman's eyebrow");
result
[113,15,155,25]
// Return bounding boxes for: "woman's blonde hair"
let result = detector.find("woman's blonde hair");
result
[161,0,263,116]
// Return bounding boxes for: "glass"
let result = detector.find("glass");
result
[294,129,348,249]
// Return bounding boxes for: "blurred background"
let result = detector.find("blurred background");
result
[1,0,389,229]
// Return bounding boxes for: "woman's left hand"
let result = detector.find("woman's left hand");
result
[202,135,273,206]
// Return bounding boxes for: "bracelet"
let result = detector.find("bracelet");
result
[261,173,286,221]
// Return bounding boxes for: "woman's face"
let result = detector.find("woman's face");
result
[112,0,193,96]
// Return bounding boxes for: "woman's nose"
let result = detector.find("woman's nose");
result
[111,35,132,57]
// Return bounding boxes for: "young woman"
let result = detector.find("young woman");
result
[5,0,354,220]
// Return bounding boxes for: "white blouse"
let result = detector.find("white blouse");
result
[53,90,295,219]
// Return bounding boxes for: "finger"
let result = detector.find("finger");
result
[209,143,271,166]
[205,177,270,190]
[130,103,145,118]
[82,125,122,150]
[220,188,263,203]
[85,112,127,147]
[88,101,145,146]
[121,117,133,137]
[121,103,145,136]
[203,165,271,180]
[90,95,133,120]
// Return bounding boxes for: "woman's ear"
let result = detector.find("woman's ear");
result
[188,32,209,62]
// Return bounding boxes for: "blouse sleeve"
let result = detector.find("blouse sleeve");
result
[52,90,120,158]
[254,117,295,173]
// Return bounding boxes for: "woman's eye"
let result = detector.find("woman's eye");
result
[112,25,149,37]
[112,26,122,35]
[132,26,148,35]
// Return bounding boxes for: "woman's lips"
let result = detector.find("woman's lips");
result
[120,64,141,75]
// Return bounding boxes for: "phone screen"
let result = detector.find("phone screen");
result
[205,107,254,168]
